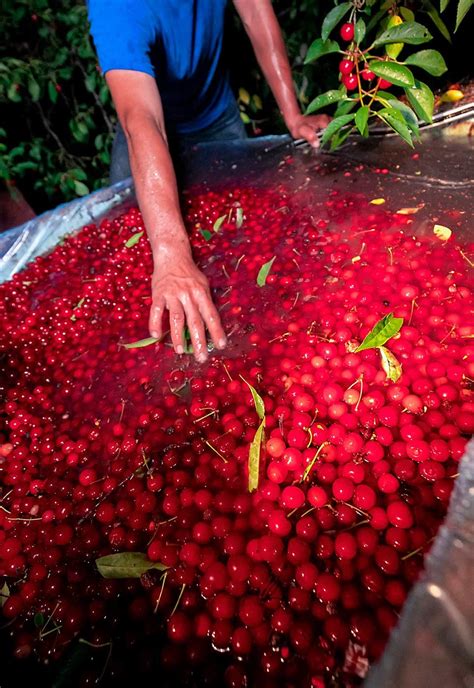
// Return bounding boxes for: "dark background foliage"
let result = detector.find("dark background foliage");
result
[0,0,472,215]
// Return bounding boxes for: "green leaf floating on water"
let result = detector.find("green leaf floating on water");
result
[355,313,404,352]
[96,552,168,579]
[34,612,45,628]
[123,336,159,349]
[240,376,265,420]
[248,420,265,492]
[257,256,276,287]
[240,376,266,491]
[236,206,244,229]
[0,581,10,608]
[379,345,403,382]
[213,214,226,232]
[125,230,144,248]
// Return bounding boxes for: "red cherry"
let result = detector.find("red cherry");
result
[361,68,375,81]
[340,22,355,42]
[343,74,358,91]
[339,59,354,75]
[387,501,414,529]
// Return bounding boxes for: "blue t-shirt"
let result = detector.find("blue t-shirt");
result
[87,0,233,134]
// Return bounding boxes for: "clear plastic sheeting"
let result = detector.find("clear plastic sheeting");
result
[0,177,135,283]
[365,439,474,688]
[0,120,473,687]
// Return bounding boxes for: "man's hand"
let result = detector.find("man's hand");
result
[234,1,331,149]
[149,251,227,363]
[285,113,331,148]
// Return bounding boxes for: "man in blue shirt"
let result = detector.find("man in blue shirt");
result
[88,1,329,362]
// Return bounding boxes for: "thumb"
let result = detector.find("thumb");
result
[300,124,319,148]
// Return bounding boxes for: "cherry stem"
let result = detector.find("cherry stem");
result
[222,362,233,381]
[408,297,417,326]
[459,249,474,267]
[440,324,456,344]
[301,441,330,482]
[204,440,228,464]
[79,639,112,649]
[234,254,246,271]
[169,583,186,618]
[341,501,369,518]
[194,409,218,423]
[341,518,370,532]
[154,571,168,613]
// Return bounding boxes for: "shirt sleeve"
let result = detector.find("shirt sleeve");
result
[87,0,156,77]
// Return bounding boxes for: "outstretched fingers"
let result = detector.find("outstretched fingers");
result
[167,296,186,355]
[195,287,227,352]
[149,296,165,340]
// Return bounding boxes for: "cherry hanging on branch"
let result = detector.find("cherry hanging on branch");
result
[305,0,448,150]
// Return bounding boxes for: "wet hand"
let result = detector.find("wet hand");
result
[149,253,227,363]
[286,113,332,149]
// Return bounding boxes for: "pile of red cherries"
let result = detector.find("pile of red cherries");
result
[0,176,473,688]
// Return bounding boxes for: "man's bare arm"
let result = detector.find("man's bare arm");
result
[106,70,226,361]
[233,0,330,147]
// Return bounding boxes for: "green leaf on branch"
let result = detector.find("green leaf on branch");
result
[440,0,450,11]
[378,107,414,147]
[355,18,366,44]
[369,60,415,87]
[123,336,159,349]
[321,113,355,148]
[321,2,351,42]
[69,167,88,181]
[367,5,390,33]
[48,81,58,103]
[125,230,144,248]
[376,90,398,103]
[424,1,452,42]
[96,552,168,578]
[334,98,357,117]
[372,21,433,47]
[400,7,415,21]
[248,420,264,492]
[404,49,447,76]
[355,313,404,352]
[355,106,370,136]
[7,83,21,102]
[388,100,420,137]
[304,38,340,64]
[455,0,474,31]
[257,256,276,287]
[73,180,89,197]
[306,90,345,115]
[379,346,403,382]
[28,76,40,102]
[406,80,434,123]
[329,126,352,151]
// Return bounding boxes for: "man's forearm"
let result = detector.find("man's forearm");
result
[234,0,300,126]
[123,111,192,265]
